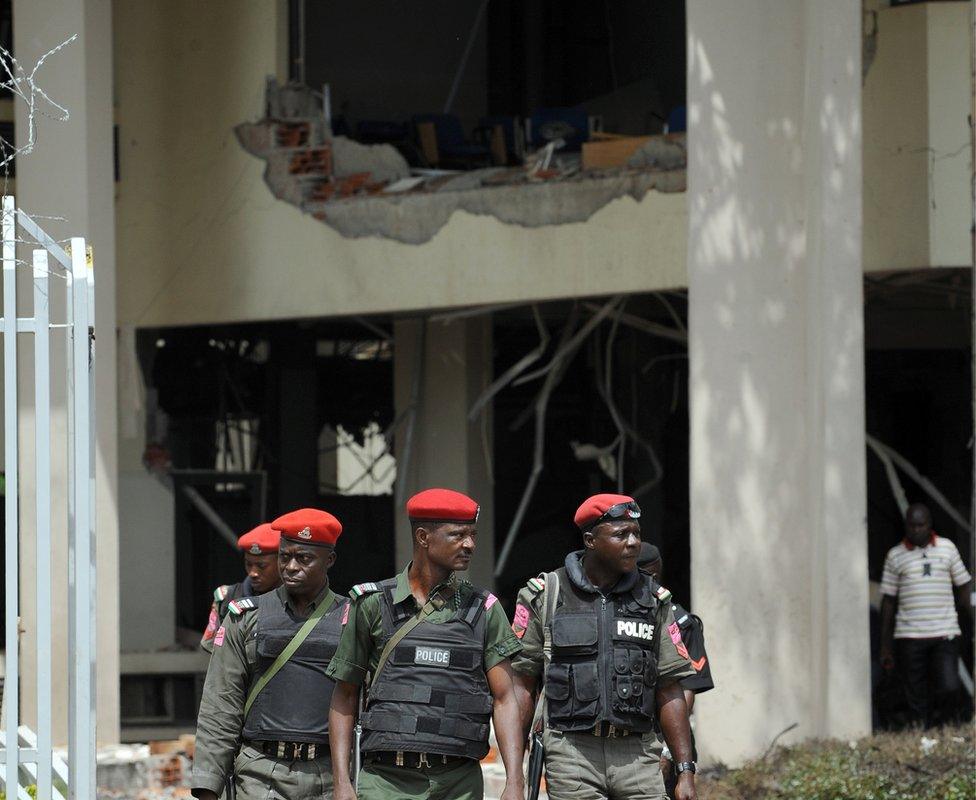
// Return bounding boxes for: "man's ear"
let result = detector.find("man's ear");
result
[325,549,337,569]
[582,530,595,550]
[415,525,430,549]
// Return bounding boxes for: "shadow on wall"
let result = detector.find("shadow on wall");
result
[686,1,866,762]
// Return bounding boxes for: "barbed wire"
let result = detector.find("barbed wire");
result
[0,34,76,171]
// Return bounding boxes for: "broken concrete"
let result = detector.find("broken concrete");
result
[236,118,686,244]
[330,135,411,184]
[304,169,685,244]
[626,137,686,170]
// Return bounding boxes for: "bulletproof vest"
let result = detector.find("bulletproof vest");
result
[242,589,348,743]
[360,579,493,760]
[545,569,663,733]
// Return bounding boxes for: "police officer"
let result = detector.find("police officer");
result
[636,543,714,711]
[637,543,713,797]
[190,508,349,800]
[511,494,698,800]
[200,523,282,653]
[328,488,525,800]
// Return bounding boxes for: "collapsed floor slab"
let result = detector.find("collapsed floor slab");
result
[236,120,686,244]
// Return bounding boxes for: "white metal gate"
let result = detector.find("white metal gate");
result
[0,196,95,800]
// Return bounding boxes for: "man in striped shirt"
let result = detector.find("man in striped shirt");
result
[880,503,973,727]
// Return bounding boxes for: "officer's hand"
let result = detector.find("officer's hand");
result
[674,772,697,800]
[332,779,358,800]
[880,647,895,671]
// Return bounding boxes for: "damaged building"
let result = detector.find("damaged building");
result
[0,0,972,775]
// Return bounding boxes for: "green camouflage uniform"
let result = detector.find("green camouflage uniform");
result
[191,584,337,800]
[325,564,522,800]
[511,562,694,800]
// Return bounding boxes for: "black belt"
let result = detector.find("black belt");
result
[244,740,327,761]
[366,751,470,769]
[590,722,633,738]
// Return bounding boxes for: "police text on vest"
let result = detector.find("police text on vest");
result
[616,619,654,641]
[414,646,452,666]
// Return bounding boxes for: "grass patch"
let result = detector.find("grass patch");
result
[699,723,975,800]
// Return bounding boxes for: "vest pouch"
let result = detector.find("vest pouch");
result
[613,674,644,714]
[544,662,573,724]
[613,645,646,675]
[570,661,600,721]
[550,615,598,656]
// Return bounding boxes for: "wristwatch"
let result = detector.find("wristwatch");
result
[674,761,697,775]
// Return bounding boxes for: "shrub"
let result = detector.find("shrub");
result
[699,723,975,800]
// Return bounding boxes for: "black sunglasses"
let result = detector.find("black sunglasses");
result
[589,500,641,530]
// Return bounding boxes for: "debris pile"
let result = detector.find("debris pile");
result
[236,115,686,244]
[96,737,194,800]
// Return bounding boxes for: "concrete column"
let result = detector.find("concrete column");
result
[393,317,495,590]
[13,0,119,744]
[687,0,869,764]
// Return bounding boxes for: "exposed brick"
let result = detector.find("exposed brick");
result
[276,122,311,148]
[288,146,332,177]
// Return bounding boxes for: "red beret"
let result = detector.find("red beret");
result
[237,523,280,555]
[574,493,640,530]
[271,508,343,546]
[407,488,480,525]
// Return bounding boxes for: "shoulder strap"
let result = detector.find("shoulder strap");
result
[368,585,451,692]
[462,587,490,628]
[531,570,559,733]
[243,592,338,717]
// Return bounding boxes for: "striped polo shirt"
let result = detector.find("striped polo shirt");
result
[880,533,971,639]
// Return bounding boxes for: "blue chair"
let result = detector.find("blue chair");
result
[412,113,490,168]
[665,106,687,133]
[527,106,589,152]
[476,115,519,163]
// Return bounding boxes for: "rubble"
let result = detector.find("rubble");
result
[237,117,686,244]
[302,167,685,244]
[626,136,686,170]
[330,134,411,184]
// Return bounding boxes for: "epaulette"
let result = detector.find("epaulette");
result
[213,585,231,602]
[227,597,257,616]
[527,576,546,594]
[349,582,381,599]
[674,605,692,628]
[654,584,672,603]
